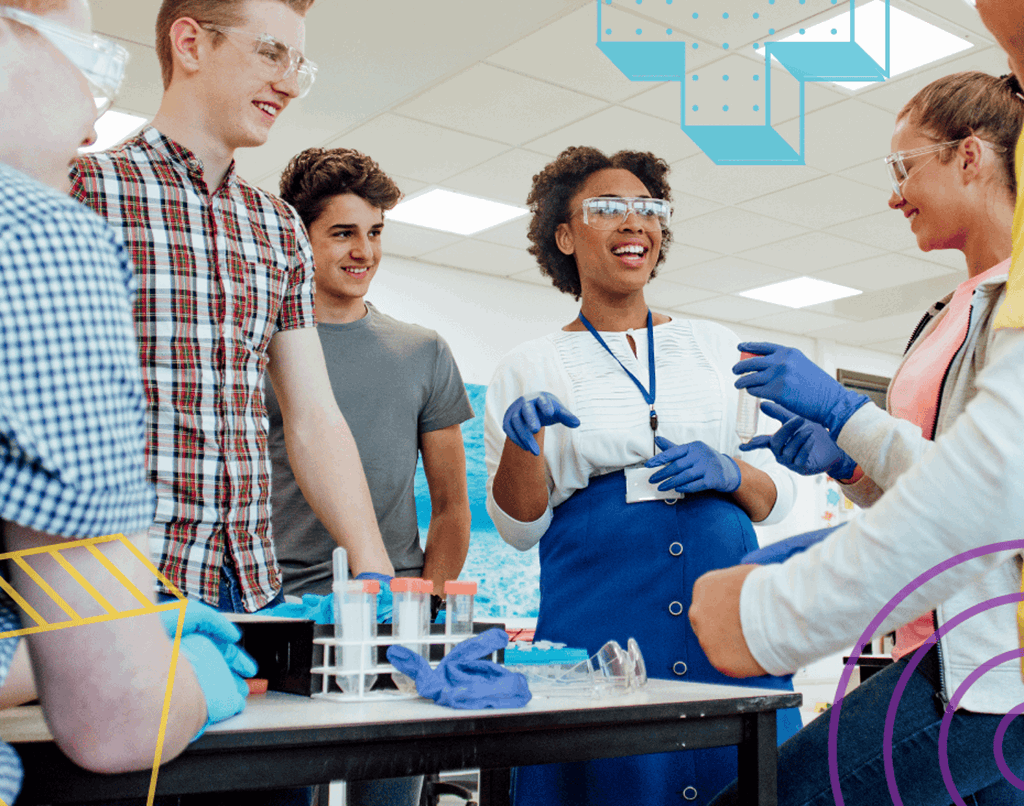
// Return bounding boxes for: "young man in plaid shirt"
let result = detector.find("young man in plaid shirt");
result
[70,0,394,614]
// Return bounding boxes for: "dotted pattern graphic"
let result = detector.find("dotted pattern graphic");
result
[595,0,891,164]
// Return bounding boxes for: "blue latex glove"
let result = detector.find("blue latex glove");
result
[159,600,258,738]
[261,596,327,623]
[644,437,741,494]
[742,525,843,565]
[502,392,580,456]
[355,572,394,624]
[740,401,857,480]
[386,628,531,709]
[733,342,869,436]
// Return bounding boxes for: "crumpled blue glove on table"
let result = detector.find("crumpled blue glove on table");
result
[740,401,857,480]
[742,525,843,565]
[645,437,741,494]
[503,392,580,456]
[159,600,258,739]
[386,628,531,709]
[733,342,869,436]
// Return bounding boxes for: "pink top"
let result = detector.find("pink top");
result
[887,259,1009,661]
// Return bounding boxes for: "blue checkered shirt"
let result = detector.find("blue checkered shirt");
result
[0,163,155,538]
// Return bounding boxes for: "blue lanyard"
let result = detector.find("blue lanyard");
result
[577,309,658,433]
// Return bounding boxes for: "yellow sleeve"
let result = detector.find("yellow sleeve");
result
[995,129,1024,329]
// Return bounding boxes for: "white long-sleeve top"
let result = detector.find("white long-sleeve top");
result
[741,327,1024,714]
[484,319,797,550]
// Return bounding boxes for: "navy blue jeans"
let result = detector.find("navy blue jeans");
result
[709,654,1024,806]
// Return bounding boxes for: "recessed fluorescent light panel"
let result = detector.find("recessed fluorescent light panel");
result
[387,188,527,236]
[739,277,862,309]
[80,110,148,153]
[779,0,973,91]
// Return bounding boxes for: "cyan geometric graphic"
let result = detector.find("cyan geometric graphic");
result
[595,0,891,166]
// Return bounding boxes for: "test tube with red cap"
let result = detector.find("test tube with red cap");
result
[391,578,427,693]
[444,581,477,653]
[332,547,378,693]
[736,351,760,441]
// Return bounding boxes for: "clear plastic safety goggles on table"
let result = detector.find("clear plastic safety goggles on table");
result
[504,637,648,698]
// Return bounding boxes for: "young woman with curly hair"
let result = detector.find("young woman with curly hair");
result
[483,146,800,806]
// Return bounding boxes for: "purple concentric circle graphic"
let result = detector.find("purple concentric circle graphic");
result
[826,539,1024,806]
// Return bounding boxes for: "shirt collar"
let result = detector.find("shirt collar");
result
[138,125,239,190]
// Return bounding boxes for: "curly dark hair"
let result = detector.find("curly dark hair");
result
[526,146,673,299]
[279,147,403,230]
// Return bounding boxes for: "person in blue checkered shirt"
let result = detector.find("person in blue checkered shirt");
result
[0,1,258,800]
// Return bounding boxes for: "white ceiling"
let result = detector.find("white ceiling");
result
[91,0,1009,355]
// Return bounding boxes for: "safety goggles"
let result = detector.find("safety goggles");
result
[0,5,128,115]
[884,138,1006,198]
[580,196,671,231]
[201,24,318,99]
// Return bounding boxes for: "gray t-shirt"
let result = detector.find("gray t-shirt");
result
[266,302,474,595]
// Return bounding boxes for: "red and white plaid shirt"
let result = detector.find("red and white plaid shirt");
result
[71,127,316,611]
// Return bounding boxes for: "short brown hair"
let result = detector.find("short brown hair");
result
[278,147,403,230]
[899,71,1024,195]
[155,0,315,89]
[526,146,673,299]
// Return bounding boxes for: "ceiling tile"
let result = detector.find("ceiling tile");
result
[509,267,553,288]
[825,210,918,253]
[659,243,724,273]
[485,5,670,102]
[681,208,809,254]
[380,223,465,259]
[674,294,790,322]
[329,115,508,185]
[670,191,726,220]
[813,253,952,292]
[838,159,894,195]
[805,272,961,321]
[746,309,854,336]
[104,40,162,118]
[421,239,533,277]
[807,310,925,346]
[667,256,798,294]
[443,150,553,207]
[863,337,911,355]
[525,107,703,163]
[737,232,887,274]
[645,278,719,310]
[670,152,824,205]
[474,217,531,250]
[856,46,1006,115]
[737,175,885,229]
[774,101,898,173]
[903,0,998,41]
[396,64,608,146]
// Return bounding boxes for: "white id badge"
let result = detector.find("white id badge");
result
[624,466,682,504]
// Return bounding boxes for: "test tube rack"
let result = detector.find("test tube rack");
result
[311,631,498,703]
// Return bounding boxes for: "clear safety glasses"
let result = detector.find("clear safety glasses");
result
[201,24,318,99]
[592,638,648,692]
[0,5,129,115]
[580,196,671,231]
[884,138,1006,199]
[884,140,960,198]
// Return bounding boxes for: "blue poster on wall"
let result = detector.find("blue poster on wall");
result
[414,383,540,618]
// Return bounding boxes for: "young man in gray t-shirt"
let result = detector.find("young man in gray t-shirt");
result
[266,147,473,605]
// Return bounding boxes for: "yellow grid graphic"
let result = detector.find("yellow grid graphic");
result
[0,533,190,806]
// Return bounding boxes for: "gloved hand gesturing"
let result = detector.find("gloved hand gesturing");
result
[644,437,742,494]
[733,342,869,436]
[159,600,258,739]
[502,392,580,456]
[740,401,857,480]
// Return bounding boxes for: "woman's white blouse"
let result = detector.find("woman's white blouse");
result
[484,319,797,549]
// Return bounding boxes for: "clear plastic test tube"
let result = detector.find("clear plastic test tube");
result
[444,580,477,654]
[390,578,426,693]
[333,579,379,694]
[736,351,760,441]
